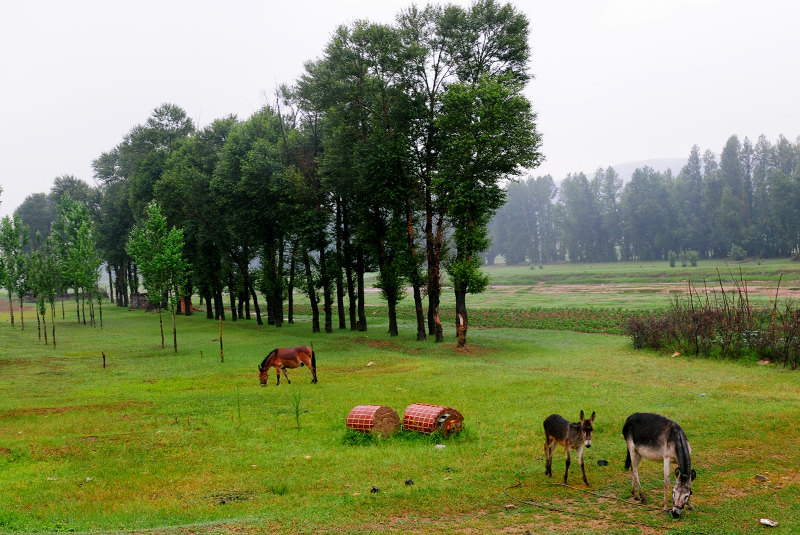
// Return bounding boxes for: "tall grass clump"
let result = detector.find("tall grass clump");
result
[628,270,800,368]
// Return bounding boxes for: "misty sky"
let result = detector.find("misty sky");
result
[2,0,799,217]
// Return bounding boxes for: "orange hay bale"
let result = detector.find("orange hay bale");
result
[402,403,464,437]
[346,405,400,436]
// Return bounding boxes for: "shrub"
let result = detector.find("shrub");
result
[728,244,747,261]
[668,250,677,267]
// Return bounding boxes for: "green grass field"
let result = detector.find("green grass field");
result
[1,262,799,534]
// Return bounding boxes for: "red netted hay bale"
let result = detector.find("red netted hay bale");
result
[402,403,464,437]
[346,405,400,436]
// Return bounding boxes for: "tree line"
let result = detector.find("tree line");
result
[3,0,542,349]
[490,134,800,264]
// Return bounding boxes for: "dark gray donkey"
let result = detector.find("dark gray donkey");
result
[543,410,596,486]
[623,412,696,517]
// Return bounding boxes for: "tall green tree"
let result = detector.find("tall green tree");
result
[0,215,29,327]
[436,74,541,347]
[126,201,188,352]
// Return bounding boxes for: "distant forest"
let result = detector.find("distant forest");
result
[489,134,800,264]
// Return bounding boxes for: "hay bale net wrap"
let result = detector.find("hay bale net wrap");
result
[346,405,400,436]
[402,403,464,437]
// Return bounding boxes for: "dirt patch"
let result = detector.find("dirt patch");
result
[0,299,35,314]
[491,281,800,298]
[0,400,152,419]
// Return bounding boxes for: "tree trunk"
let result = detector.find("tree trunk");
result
[303,247,320,333]
[18,296,24,330]
[288,240,296,324]
[42,307,48,345]
[455,287,468,348]
[319,244,332,333]
[182,277,193,316]
[275,241,284,327]
[171,307,177,353]
[228,272,237,321]
[356,245,367,332]
[214,290,225,320]
[7,295,14,327]
[387,293,399,337]
[204,289,213,319]
[406,198,426,341]
[427,213,445,342]
[343,205,357,331]
[107,264,114,304]
[238,289,246,319]
[51,305,56,348]
[413,282,426,341]
[246,278,263,326]
[159,308,165,349]
[335,199,346,329]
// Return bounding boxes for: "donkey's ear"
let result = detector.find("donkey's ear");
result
[579,410,585,422]
[674,467,681,479]
[690,469,697,481]
[590,411,596,422]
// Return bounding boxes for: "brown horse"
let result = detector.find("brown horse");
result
[258,346,317,386]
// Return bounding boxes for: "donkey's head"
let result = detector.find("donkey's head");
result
[671,468,696,518]
[579,410,596,448]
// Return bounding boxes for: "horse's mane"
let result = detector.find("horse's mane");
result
[260,349,278,369]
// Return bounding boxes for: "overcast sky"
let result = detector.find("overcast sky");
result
[2,0,799,217]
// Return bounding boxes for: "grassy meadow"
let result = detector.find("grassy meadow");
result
[1,259,800,534]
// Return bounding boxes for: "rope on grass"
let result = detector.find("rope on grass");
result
[502,481,711,534]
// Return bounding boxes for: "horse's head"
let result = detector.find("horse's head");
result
[671,468,696,518]
[579,410,596,448]
[258,355,269,386]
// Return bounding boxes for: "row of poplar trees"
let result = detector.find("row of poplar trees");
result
[490,134,800,264]
[1,189,104,348]
[15,0,542,348]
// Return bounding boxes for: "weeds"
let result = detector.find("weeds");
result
[628,270,800,368]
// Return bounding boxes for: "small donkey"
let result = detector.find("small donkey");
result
[623,412,696,517]
[543,410,596,486]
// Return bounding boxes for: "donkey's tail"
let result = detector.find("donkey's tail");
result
[311,348,316,370]
[624,449,632,470]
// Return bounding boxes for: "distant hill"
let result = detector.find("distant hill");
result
[608,157,688,182]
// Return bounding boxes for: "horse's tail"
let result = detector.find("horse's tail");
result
[311,346,316,370]
[625,449,632,470]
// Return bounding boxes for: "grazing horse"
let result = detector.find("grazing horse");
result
[623,412,696,517]
[258,345,317,386]
[543,410,596,486]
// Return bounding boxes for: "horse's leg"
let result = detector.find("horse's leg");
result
[282,367,291,384]
[578,444,589,486]
[662,457,671,514]
[563,446,571,484]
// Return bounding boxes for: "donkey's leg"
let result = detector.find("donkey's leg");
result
[275,367,280,385]
[577,445,589,486]
[631,452,645,503]
[282,368,291,384]
[662,458,671,514]
[544,438,553,477]
[563,447,571,484]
